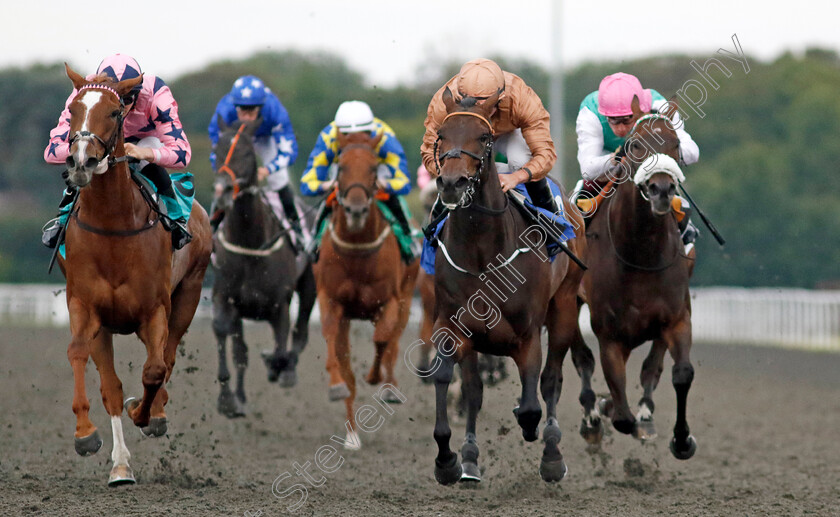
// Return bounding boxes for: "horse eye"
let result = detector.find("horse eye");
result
[111,110,121,118]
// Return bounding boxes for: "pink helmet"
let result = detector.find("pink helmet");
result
[96,54,143,90]
[597,72,652,117]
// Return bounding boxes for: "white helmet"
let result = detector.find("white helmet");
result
[335,101,375,133]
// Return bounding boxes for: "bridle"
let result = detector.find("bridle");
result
[433,111,494,209]
[336,143,379,208]
[216,123,249,198]
[68,84,132,167]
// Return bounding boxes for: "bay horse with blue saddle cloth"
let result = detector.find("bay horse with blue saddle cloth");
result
[427,88,597,485]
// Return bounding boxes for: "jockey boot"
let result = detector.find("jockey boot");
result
[145,164,192,250]
[524,177,567,248]
[383,195,421,260]
[277,185,308,252]
[42,187,77,249]
[424,197,447,241]
[305,202,332,262]
[676,196,699,251]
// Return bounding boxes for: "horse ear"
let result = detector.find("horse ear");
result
[442,86,456,113]
[65,63,86,90]
[631,95,644,118]
[480,89,502,116]
[216,114,228,132]
[659,94,681,118]
[370,132,383,149]
[115,74,143,98]
[336,129,348,149]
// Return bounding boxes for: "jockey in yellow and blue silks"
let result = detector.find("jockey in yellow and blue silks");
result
[301,101,417,258]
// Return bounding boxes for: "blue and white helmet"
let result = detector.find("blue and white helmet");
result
[230,75,267,106]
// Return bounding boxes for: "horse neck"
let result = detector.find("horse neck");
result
[446,164,515,267]
[611,178,678,258]
[225,191,278,247]
[332,198,384,243]
[77,144,143,225]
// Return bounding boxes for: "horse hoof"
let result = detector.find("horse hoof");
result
[108,464,136,487]
[434,454,463,486]
[343,429,361,451]
[634,419,657,442]
[140,417,168,438]
[670,435,697,460]
[539,457,568,483]
[579,417,604,445]
[513,406,542,442]
[328,383,351,401]
[218,391,246,419]
[459,461,481,482]
[279,370,298,388]
[378,385,403,404]
[74,431,103,456]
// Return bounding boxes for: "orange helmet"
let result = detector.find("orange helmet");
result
[453,58,506,102]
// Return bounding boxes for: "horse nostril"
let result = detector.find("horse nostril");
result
[455,176,469,189]
[65,157,76,169]
[669,185,676,195]
[648,184,659,195]
[84,157,99,170]
[436,176,444,189]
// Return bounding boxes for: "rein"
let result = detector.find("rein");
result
[216,123,248,198]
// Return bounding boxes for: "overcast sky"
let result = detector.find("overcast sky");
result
[4,0,828,87]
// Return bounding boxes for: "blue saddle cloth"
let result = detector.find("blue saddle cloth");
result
[420,180,575,275]
[58,169,195,259]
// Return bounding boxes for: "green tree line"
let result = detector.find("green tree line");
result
[0,49,837,287]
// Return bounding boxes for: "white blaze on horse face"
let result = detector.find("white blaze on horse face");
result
[110,415,131,467]
[72,91,109,175]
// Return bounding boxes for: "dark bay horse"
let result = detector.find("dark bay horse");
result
[211,117,316,418]
[429,88,596,485]
[582,97,698,459]
[314,130,419,449]
[57,65,211,485]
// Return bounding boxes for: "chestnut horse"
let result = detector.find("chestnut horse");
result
[582,97,698,459]
[57,65,211,485]
[314,131,419,449]
[429,88,596,485]
[211,117,317,418]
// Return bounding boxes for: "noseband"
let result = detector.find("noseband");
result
[433,111,494,208]
[216,123,249,198]
[68,84,128,167]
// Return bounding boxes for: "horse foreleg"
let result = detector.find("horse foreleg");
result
[265,304,292,386]
[88,329,135,485]
[128,306,168,429]
[321,299,350,400]
[539,301,571,481]
[66,298,101,456]
[664,318,697,460]
[369,298,400,385]
[512,334,543,443]
[458,351,482,482]
[213,300,244,418]
[599,340,635,435]
[433,350,462,485]
[635,339,668,441]
[334,316,359,448]
[231,319,249,401]
[291,263,317,360]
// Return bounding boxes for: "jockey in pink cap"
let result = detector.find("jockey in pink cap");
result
[574,72,701,247]
[42,53,193,250]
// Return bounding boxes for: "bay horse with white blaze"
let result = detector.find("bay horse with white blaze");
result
[58,64,211,485]
[211,116,317,418]
[315,130,419,449]
[429,88,597,485]
[582,96,698,459]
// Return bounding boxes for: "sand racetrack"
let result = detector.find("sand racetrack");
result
[1,318,839,516]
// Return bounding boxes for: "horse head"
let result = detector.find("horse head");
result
[63,63,142,187]
[335,130,382,232]
[434,87,498,209]
[621,95,683,216]
[213,116,261,211]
